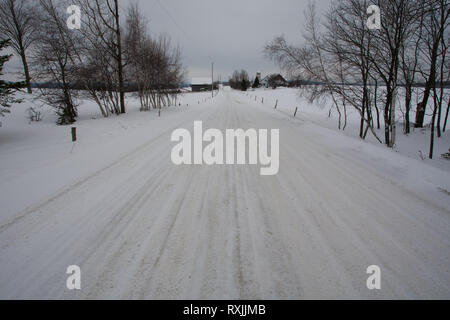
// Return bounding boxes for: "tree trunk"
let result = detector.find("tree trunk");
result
[360,110,365,138]
[375,104,380,130]
[404,85,412,134]
[443,98,449,132]
[414,17,442,128]
[437,86,443,137]
[384,88,393,146]
[115,0,125,114]
[373,79,380,129]
[360,85,367,138]
[390,87,397,148]
[436,43,446,137]
[20,51,32,94]
[384,105,390,146]
[343,100,347,130]
[429,91,438,159]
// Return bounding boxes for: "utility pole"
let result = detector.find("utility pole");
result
[211,62,214,98]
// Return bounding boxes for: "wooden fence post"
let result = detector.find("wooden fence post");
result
[275,100,278,109]
[71,127,77,142]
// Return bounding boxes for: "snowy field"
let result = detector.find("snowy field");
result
[0,90,214,223]
[244,87,450,171]
[0,88,449,299]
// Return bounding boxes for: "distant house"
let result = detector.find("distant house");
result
[260,76,268,87]
[261,74,287,88]
[191,77,213,92]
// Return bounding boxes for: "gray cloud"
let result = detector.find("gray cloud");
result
[131,0,332,81]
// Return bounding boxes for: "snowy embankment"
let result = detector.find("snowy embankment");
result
[241,87,450,208]
[0,90,215,224]
[244,87,450,171]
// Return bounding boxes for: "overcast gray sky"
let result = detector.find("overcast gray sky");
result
[4,0,332,82]
[132,0,331,81]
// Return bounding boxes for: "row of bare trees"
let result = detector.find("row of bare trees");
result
[229,69,250,91]
[125,4,184,111]
[0,0,35,94]
[265,0,449,158]
[0,0,184,125]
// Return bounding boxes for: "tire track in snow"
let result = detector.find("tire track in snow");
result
[1,90,449,299]
[0,104,220,234]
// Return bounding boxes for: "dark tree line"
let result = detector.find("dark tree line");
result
[229,69,250,91]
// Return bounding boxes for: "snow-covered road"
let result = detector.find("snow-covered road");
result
[0,90,449,299]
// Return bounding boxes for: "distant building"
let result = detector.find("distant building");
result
[261,74,287,88]
[191,77,213,92]
[261,74,288,88]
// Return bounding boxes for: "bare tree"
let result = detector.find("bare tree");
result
[429,12,449,158]
[324,0,378,138]
[124,3,184,111]
[414,0,449,128]
[443,95,450,132]
[443,50,450,132]
[435,23,449,138]
[76,0,126,114]
[265,1,381,141]
[366,0,422,147]
[77,47,121,116]
[32,0,79,125]
[0,0,37,93]
[229,69,250,90]
[399,0,426,134]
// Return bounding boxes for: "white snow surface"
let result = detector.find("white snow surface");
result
[0,88,449,299]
